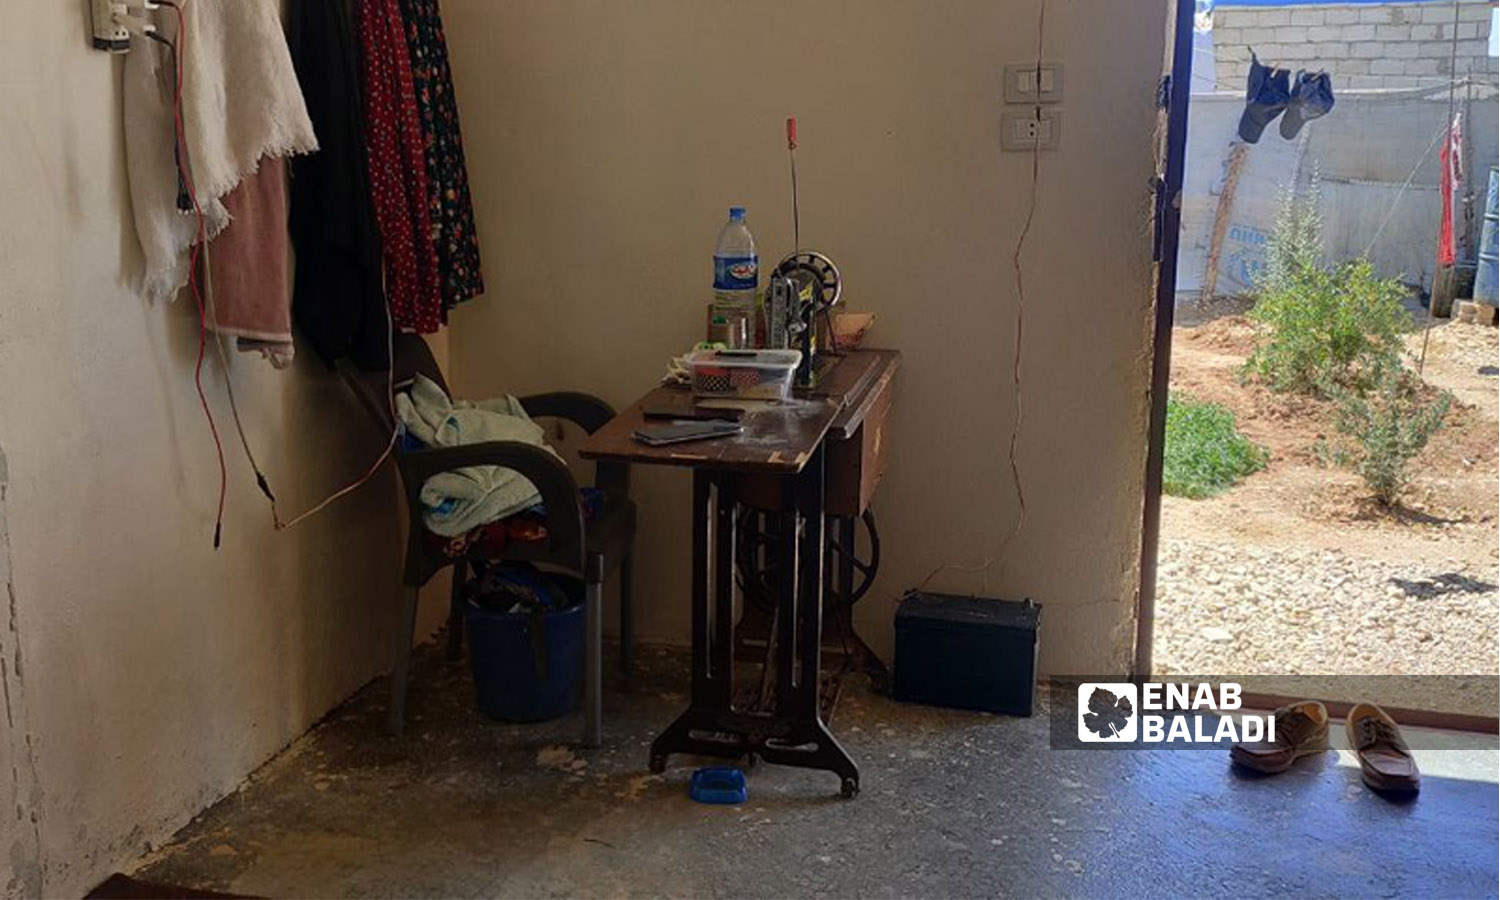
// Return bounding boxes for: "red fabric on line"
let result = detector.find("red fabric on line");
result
[1439,113,1463,267]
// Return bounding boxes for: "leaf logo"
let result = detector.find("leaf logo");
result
[1077,683,1139,742]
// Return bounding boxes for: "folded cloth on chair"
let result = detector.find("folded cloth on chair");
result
[395,375,561,536]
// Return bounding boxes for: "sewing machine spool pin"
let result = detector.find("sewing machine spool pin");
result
[777,118,843,389]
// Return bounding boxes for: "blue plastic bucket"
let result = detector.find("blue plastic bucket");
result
[464,574,585,722]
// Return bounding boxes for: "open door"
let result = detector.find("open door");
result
[1136,1,1497,733]
[1135,0,1197,681]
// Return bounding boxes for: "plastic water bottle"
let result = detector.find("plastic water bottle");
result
[713,207,758,344]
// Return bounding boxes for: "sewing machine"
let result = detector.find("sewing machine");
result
[766,250,843,387]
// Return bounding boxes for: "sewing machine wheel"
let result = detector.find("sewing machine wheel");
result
[772,251,842,313]
[829,509,881,606]
[735,508,880,615]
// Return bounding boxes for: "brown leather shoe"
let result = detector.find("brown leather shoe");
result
[1230,700,1329,773]
[1346,703,1420,794]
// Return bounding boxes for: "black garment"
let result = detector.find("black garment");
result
[1238,53,1291,145]
[288,0,390,370]
[1280,70,1335,140]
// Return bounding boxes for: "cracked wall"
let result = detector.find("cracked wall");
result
[443,0,1169,678]
[1,447,42,899]
[0,8,413,895]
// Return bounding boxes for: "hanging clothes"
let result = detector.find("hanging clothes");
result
[207,156,295,368]
[124,0,317,304]
[1439,112,1464,267]
[399,0,485,311]
[287,0,389,370]
[357,0,444,335]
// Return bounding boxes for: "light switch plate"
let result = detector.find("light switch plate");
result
[1004,62,1064,104]
[1001,108,1062,151]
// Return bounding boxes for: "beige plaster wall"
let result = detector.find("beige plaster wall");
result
[444,0,1169,676]
[0,7,416,895]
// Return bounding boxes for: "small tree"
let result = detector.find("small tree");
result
[1245,180,1411,395]
[1260,178,1324,294]
[1324,361,1451,507]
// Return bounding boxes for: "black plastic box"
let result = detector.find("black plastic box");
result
[893,591,1040,716]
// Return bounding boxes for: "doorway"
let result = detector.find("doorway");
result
[1139,0,1500,726]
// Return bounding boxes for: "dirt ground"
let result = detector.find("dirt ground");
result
[1155,300,1499,714]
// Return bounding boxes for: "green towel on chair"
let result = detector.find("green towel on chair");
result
[395,375,561,536]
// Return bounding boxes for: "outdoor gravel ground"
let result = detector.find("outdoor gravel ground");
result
[1153,537,1499,715]
[1154,538,1498,677]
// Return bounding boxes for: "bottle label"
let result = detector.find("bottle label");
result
[714,255,758,291]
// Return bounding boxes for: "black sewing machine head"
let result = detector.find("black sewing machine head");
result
[770,251,842,387]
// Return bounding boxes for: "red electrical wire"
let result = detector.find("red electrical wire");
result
[159,0,398,540]
[160,0,228,548]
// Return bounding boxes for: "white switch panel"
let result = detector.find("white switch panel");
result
[1001,108,1062,151]
[1004,63,1064,104]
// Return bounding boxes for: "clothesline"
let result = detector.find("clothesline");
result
[1192,72,1498,97]
[1206,43,1498,91]
[1360,121,1451,258]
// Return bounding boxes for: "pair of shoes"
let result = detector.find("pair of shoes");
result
[1230,700,1329,772]
[1230,701,1421,795]
[1238,53,1335,143]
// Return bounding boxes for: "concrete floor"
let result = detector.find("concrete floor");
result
[131,645,1499,899]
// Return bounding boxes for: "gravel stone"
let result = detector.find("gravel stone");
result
[1154,538,1500,678]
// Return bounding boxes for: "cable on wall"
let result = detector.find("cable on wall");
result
[916,0,1044,595]
[149,0,401,545]
[203,248,401,534]
[153,0,229,548]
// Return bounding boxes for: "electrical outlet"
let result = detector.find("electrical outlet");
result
[1001,108,1062,151]
[1004,62,1064,104]
[90,0,130,52]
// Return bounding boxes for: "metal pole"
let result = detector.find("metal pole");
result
[1417,0,1462,375]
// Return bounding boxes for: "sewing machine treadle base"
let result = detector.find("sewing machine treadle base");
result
[647,705,860,798]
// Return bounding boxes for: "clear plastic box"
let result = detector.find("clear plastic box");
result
[684,349,803,402]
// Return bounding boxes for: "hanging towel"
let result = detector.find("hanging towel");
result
[395,375,559,536]
[399,0,485,311]
[207,156,294,368]
[288,0,389,371]
[357,0,444,335]
[124,0,318,303]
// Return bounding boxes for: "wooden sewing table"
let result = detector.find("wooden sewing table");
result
[579,349,899,797]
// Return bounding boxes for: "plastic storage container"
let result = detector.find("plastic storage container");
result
[684,348,802,402]
[893,591,1041,716]
[464,574,585,722]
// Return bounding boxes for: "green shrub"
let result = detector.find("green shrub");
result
[1245,182,1411,395]
[1323,361,1451,507]
[1164,394,1268,499]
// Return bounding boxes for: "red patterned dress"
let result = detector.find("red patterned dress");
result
[356,0,443,333]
